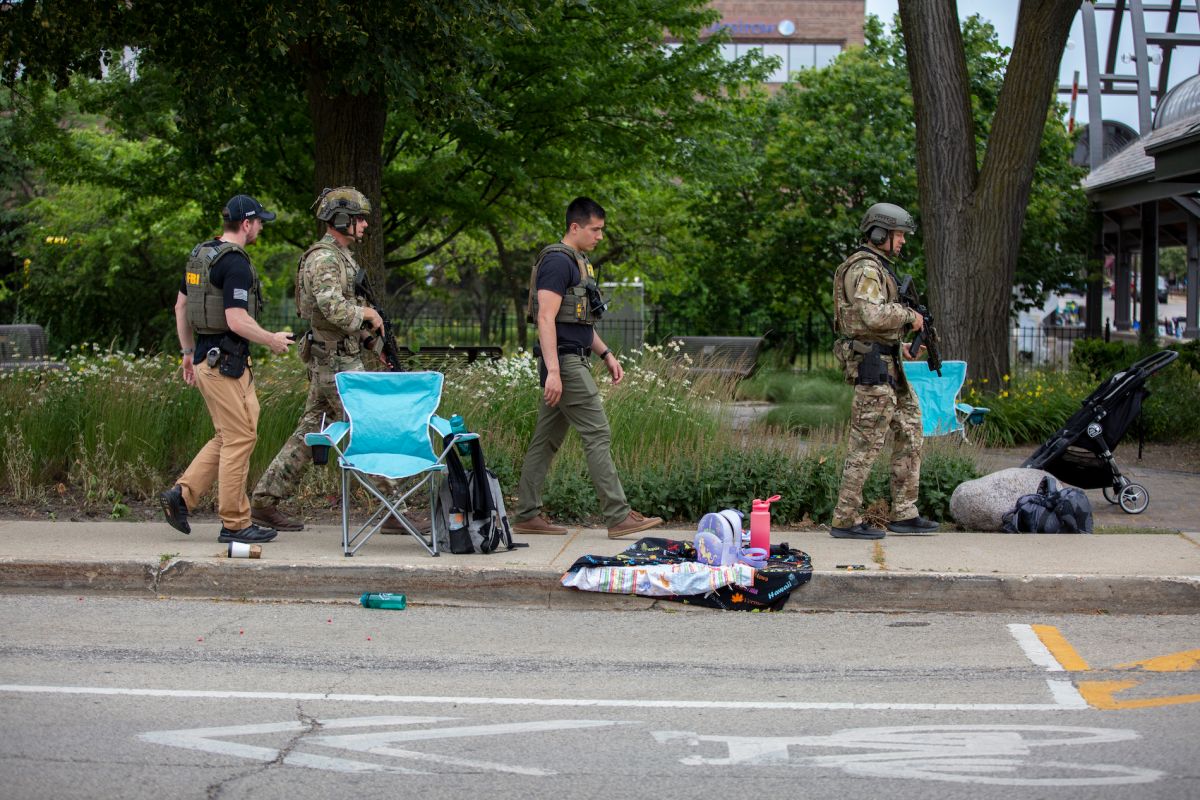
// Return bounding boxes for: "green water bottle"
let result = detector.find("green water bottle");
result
[360,592,406,610]
[449,414,471,457]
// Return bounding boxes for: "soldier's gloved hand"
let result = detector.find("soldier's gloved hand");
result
[362,306,384,333]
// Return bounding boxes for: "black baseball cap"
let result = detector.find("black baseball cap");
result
[222,195,277,223]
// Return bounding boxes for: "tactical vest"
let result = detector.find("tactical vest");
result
[832,247,903,344]
[526,243,603,326]
[295,236,361,354]
[185,241,259,335]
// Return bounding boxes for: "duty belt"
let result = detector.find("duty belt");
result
[311,337,359,359]
[850,340,902,388]
[849,340,901,358]
[534,344,592,358]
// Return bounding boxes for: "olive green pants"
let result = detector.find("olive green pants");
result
[515,354,630,527]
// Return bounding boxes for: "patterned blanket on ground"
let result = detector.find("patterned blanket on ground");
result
[561,537,813,611]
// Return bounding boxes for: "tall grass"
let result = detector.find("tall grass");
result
[961,364,1200,447]
[0,342,980,524]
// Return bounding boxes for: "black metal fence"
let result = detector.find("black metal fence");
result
[259,304,1105,374]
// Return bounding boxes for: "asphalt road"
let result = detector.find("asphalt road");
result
[0,597,1197,799]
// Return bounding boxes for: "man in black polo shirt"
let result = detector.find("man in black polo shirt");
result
[512,196,663,539]
[158,195,294,544]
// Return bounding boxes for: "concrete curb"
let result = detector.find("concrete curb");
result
[2,559,1197,614]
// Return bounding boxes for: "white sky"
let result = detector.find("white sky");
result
[864,0,1200,134]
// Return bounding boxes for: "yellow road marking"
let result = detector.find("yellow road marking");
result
[1019,624,1200,709]
[1077,679,1200,710]
[1115,649,1200,673]
[1032,624,1091,671]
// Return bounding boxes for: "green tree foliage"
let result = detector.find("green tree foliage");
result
[670,15,1088,346]
[379,1,767,332]
[18,181,203,350]
[0,83,304,350]
[1,0,523,288]
[1,1,764,350]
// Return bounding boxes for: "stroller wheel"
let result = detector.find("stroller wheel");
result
[1102,486,1120,505]
[1118,483,1149,514]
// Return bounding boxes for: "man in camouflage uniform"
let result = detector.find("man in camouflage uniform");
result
[830,202,940,540]
[250,187,388,532]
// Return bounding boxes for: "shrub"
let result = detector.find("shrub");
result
[965,341,1200,446]
[1141,365,1200,442]
[963,370,1093,447]
[0,343,985,525]
[1070,337,1141,380]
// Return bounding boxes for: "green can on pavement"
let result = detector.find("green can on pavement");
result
[360,592,407,610]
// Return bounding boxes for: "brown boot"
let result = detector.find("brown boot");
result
[608,510,663,539]
[250,504,304,532]
[380,513,410,535]
[511,514,568,535]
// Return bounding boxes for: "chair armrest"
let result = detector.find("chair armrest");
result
[305,421,350,448]
[956,403,990,425]
[429,415,480,443]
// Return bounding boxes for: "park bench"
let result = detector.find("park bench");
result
[0,325,65,371]
[665,335,765,380]
[393,345,504,370]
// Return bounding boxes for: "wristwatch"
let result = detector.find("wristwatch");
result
[599,349,613,360]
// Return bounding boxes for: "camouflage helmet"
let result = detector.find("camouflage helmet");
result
[860,202,916,244]
[313,186,372,232]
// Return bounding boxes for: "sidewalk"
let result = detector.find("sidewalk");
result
[1,512,1196,613]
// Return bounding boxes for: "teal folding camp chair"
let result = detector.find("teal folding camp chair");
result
[901,360,989,442]
[303,371,477,557]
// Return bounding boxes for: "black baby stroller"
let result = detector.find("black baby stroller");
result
[1021,349,1178,514]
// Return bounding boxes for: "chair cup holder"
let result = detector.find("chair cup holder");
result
[311,444,330,466]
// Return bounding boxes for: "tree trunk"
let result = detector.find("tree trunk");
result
[486,223,534,351]
[901,0,1078,383]
[307,71,387,295]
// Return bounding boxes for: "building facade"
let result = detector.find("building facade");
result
[701,1,865,85]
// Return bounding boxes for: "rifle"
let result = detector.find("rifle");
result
[353,268,403,372]
[897,275,942,376]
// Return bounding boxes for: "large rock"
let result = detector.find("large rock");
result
[950,467,1054,531]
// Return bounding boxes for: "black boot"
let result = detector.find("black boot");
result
[886,516,940,535]
[218,524,278,544]
[830,522,886,540]
[159,485,190,535]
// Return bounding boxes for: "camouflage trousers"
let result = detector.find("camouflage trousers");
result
[832,381,923,528]
[251,354,364,507]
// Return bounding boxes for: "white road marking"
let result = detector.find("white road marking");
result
[653,725,1163,786]
[310,720,633,776]
[0,683,1087,711]
[1009,623,1066,671]
[139,715,631,777]
[1046,679,1089,709]
[140,716,451,775]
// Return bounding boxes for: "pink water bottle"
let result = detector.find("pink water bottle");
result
[749,495,781,552]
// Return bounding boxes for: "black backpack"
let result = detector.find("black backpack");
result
[433,436,525,554]
[1001,476,1093,534]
